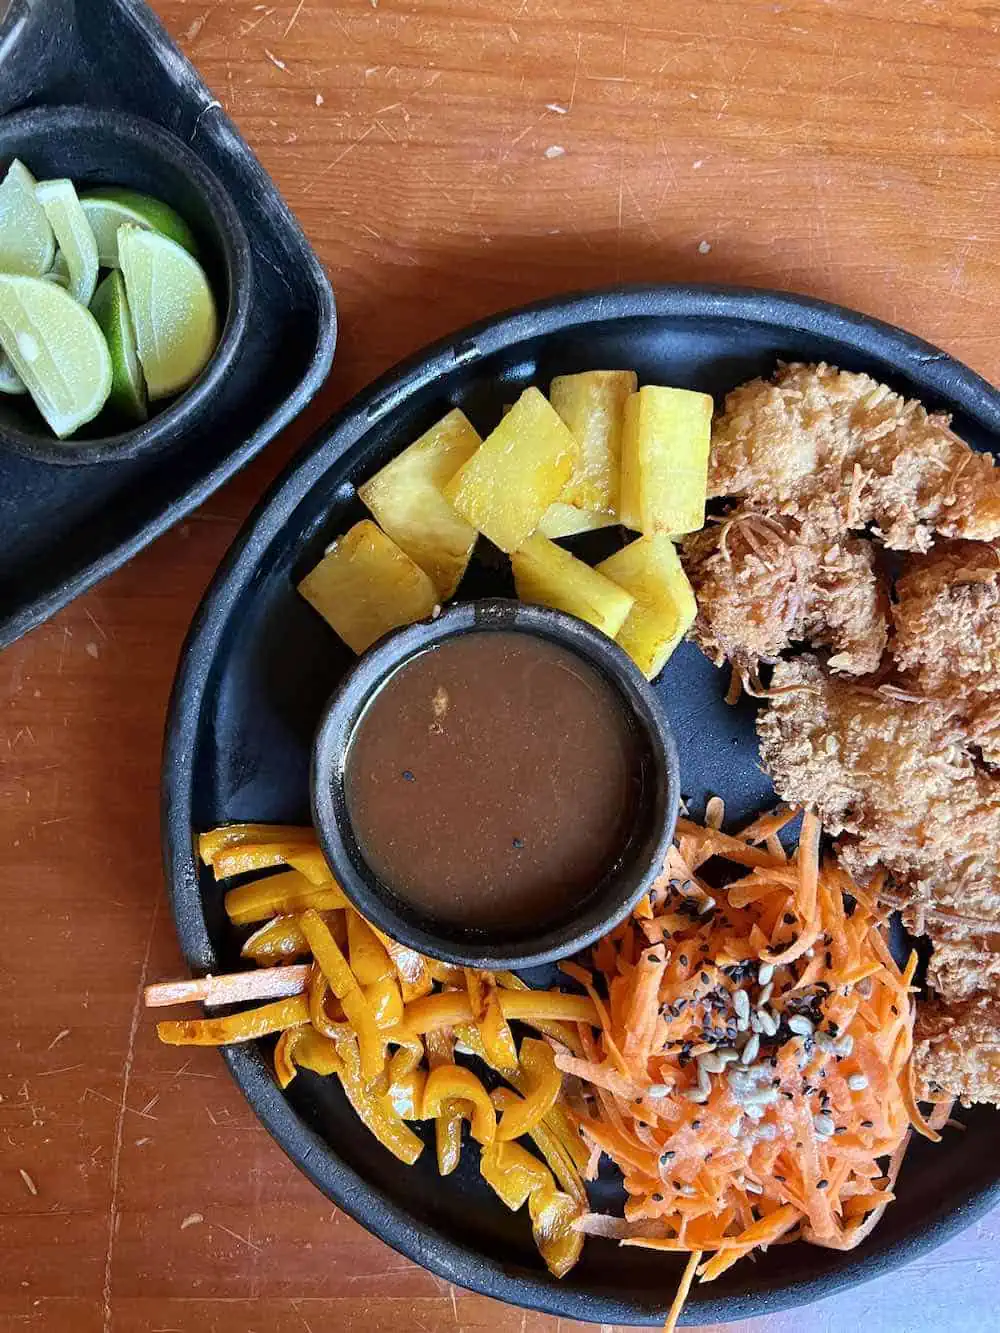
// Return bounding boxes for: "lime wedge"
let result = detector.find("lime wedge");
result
[81,188,198,265]
[0,159,56,276]
[118,225,218,400]
[90,270,147,423]
[0,349,26,394]
[34,178,99,307]
[0,274,112,436]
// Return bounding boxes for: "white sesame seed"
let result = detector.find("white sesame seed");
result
[788,1015,814,1036]
[741,1034,761,1065]
[836,1035,855,1057]
[646,1083,672,1098]
[758,982,774,1007]
[813,1113,836,1138]
[744,1103,765,1121]
[683,1086,710,1103]
[758,963,775,985]
[847,1073,869,1092]
[744,1179,763,1194]
[734,990,750,1020]
[729,1117,744,1137]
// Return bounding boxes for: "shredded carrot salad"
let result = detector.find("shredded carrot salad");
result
[147,808,951,1330]
[567,804,950,1300]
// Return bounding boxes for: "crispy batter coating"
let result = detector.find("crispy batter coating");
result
[680,511,888,676]
[914,992,1000,1106]
[892,539,1000,707]
[757,656,1000,943]
[709,362,1000,550]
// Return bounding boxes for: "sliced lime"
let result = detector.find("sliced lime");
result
[0,349,26,394]
[43,250,70,288]
[0,159,56,276]
[81,188,198,265]
[0,274,112,437]
[34,178,99,307]
[118,225,218,400]
[90,270,147,423]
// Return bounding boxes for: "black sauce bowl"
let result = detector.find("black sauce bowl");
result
[0,104,252,465]
[311,598,680,970]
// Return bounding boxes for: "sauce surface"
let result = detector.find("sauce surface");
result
[345,630,641,930]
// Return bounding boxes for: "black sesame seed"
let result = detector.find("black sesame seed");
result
[661,1151,675,1162]
[700,971,711,984]
[861,1120,874,1129]
[784,912,796,925]
[679,954,689,967]
[827,1021,840,1036]
[825,951,833,969]
[774,1174,786,1183]
[692,1119,702,1130]
[648,952,659,963]
[652,1192,663,1202]
[673,1181,682,1190]
[402,770,415,782]
[817,1178,829,1190]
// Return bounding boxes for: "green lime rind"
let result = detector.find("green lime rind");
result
[0,273,112,437]
[0,349,26,395]
[34,178,99,307]
[81,188,199,263]
[0,159,56,277]
[118,225,218,401]
[90,270,148,423]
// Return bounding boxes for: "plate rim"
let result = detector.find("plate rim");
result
[161,282,1000,1326]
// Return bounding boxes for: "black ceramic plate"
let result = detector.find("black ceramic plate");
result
[0,0,335,647]
[162,285,1000,1326]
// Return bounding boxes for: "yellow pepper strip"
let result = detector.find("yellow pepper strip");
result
[198,823,313,865]
[347,910,394,985]
[401,988,598,1037]
[275,1025,344,1089]
[212,841,317,880]
[384,1067,427,1120]
[307,964,351,1040]
[157,994,309,1046]
[466,969,518,1073]
[494,971,585,1058]
[332,1035,424,1165]
[480,1138,553,1210]
[241,914,311,965]
[299,910,386,1083]
[274,1025,309,1089]
[285,846,336,886]
[494,1037,561,1142]
[364,975,404,1029]
[387,1031,425,1082]
[528,1183,584,1280]
[368,924,434,998]
[424,1064,497,1144]
[427,1028,464,1176]
[479,1136,584,1278]
[427,960,465,987]
[492,1087,588,1208]
[225,871,347,925]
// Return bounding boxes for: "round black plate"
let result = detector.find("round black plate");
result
[162,285,1000,1326]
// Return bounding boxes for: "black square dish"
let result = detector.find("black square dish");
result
[0,0,335,647]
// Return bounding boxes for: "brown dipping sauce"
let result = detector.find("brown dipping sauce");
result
[344,630,643,931]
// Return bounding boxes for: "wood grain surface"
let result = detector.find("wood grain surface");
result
[3,1,1000,1329]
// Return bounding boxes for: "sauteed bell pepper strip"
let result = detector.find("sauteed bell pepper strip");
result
[465,968,518,1072]
[494,1037,561,1141]
[494,971,585,1057]
[364,974,405,1029]
[299,909,385,1082]
[212,841,319,880]
[480,1138,584,1278]
[491,1085,588,1209]
[399,988,598,1037]
[332,1034,424,1165]
[480,1138,552,1208]
[241,914,311,965]
[306,964,352,1041]
[347,910,394,984]
[423,1064,497,1144]
[426,1028,466,1176]
[385,1066,428,1120]
[197,823,313,865]
[368,923,434,1000]
[157,993,310,1046]
[284,847,336,885]
[225,871,347,925]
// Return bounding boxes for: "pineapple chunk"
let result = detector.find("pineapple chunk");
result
[619,386,713,536]
[512,532,635,638]
[358,408,481,598]
[538,502,617,539]
[444,387,579,552]
[298,520,438,654]
[597,534,696,678]
[550,369,636,515]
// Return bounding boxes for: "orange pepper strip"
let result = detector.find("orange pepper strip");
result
[299,910,386,1083]
[494,1038,561,1142]
[197,823,313,865]
[157,994,309,1046]
[466,969,518,1073]
[225,871,347,925]
[401,989,598,1037]
[423,1064,496,1144]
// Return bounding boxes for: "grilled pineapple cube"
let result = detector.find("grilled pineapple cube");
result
[619,386,713,536]
[597,534,696,678]
[358,408,481,598]
[443,387,579,552]
[538,502,617,539]
[298,520,439,654]
[550,369,636,515]
[512,532,635,637]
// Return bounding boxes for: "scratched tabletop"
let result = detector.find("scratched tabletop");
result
[3,2,1000,1330]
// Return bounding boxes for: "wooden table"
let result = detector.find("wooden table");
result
[3,2,1000,1329]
